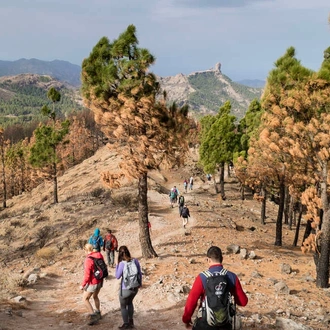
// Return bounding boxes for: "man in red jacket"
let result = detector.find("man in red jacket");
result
[80,243,104,325]
[182,246,248,329]
[103,229,118,268]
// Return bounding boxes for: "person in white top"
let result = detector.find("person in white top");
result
[189,177,194,190]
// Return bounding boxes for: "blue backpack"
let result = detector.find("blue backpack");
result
[90,236,101,251]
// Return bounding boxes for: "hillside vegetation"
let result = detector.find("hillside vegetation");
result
[0,74,83,127]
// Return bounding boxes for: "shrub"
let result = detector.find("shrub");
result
[35,226,54,248]
[36,246,58,263]
[111,192,138,210]
[90,187,106,198]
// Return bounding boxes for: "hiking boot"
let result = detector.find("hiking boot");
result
[129,319,135,328]
[94,310,101,320]
[87,313,99,326]
[118,323,130,329]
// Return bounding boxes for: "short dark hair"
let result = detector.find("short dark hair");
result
[107,229,112,233]
[207,246,223,263]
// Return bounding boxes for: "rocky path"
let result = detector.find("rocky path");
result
[1,159,330,330]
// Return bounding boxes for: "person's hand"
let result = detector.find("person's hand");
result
[79,285,84,291]
[185,321,192,329]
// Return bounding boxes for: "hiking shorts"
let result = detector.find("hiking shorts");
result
[84,282,103,293]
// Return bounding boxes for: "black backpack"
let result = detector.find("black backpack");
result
[88,256,108,280]
[181,207,189,217]
[201,269,234,327]
[178,196,185,206]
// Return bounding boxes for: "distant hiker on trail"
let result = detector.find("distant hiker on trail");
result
[182,246,248,330]
[147,221,152,235]
[103,229,118,268]
[169,185,179,208]
[88,228,104,252]
[180,205,190,228]
[80,243,104,326]
[115,245,142,329]
[189,176,194,191]
[178,194,185,216]
[183,179,188,193]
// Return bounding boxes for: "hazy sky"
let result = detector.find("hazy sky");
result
[0,0,329,80]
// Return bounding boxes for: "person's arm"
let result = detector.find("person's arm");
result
[80,257,92,289]
[231,276,248,307]
[182,274,204,325]
[115,261,124,279]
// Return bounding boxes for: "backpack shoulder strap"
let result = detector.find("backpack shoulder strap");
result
[219,268,228,275]
[202,270,213,278]
[202,268,228,278]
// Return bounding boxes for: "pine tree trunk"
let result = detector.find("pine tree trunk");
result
[261,187,266,225]
[288,196,294,230]
[240,183,245,201]
[138,172,157,258]
[53,162,58,204]
[316,168,330,288]
[293,205,303,247]
[274,180,285,246]
[220,164,226,200]
[283,186,289,225]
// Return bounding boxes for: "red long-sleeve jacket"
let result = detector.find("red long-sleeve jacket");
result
[81,251,104,288]
[182,264,248,325]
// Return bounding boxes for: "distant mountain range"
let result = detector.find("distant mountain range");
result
[157,63,263,119]
[0,59,264,121]
[0,58,81,87]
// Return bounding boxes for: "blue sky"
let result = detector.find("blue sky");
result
[0,0,329,81]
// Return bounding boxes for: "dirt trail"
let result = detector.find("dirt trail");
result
[1,148,329,330]
[1,167,207,329]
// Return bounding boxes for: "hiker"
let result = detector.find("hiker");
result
[88,228,104,252]
[169,185,179,208]
[178,194,185,216]
[103,229,118,268]
[189,176,194,190]
[80,243,104,325]
[147,221,152,235]
[183,179,188,193]
[115,245,142,329]
[182,246,248,330]
[180,204,190,228]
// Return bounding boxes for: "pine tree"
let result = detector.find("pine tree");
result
[29,88,70,204]
[199,101,239,199]
[81,25,189,258]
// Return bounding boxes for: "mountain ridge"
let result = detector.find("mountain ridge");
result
[0,59,263,119]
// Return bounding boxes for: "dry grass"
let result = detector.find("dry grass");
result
[35,247,58,264]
